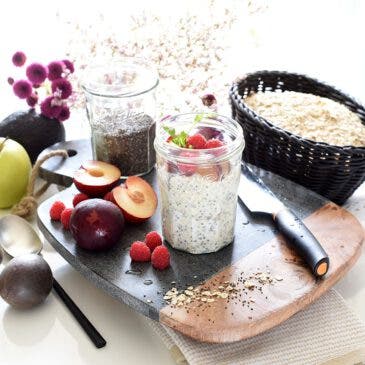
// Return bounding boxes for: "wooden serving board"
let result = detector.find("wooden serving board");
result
[37,140,364,343]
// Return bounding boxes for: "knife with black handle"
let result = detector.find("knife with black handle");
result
[238,164,329,278]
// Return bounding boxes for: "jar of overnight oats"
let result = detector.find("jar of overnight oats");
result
[81,59,159,177]
[154,113,244,254]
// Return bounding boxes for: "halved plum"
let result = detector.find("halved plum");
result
[73,160,121,197]
[112,176,157,223]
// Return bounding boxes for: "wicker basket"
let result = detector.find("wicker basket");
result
[229,71,365,205]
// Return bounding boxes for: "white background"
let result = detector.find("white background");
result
[0,1,365,364]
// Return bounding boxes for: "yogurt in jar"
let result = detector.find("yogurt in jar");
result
[157,162,240,254]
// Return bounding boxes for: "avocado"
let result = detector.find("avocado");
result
[0,110,65,163]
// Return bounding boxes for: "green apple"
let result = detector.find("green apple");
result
[0,137,31,208]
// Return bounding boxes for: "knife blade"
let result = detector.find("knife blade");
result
[238,164,329,278]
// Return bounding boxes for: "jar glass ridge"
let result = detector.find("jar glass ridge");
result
[154,113,245,254]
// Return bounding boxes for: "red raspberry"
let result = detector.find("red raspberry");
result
[177,151,197,175]
[151,245,170,270]
[205,138,224,149]
[72,193,89,207]
[49,201,66,220]
[130,241,151,262]
[145,231,162,252]
[103,191,114,202]
[61,208,73,230]
[187,133,207,149]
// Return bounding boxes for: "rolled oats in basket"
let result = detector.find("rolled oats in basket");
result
[244,91,365,147]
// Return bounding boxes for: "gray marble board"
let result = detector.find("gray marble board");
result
[36,139,363,343]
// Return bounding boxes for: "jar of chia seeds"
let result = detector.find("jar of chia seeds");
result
[81,59,159,177]
[154,113,244,254]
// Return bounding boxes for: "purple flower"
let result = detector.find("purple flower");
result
[40,96,62,119]
[62,59,74,73]
[57,105,70,122]
[13,80,32,99]
[51,78,72,99]
[7,77,14,85]
[201,93,217,107]
[26,93,38,108]
[47,61,64,81]
[26,63,48,84]
[12,51,26,67]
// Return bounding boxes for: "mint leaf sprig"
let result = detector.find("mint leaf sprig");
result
[163,126,188,148]
[163,113,205,148]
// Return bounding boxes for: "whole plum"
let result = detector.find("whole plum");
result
[70,199,125,251]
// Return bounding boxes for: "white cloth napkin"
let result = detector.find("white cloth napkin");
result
[148,290,365,365]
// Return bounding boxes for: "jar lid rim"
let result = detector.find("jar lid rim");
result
[154,113,245,163]
[80,58,159,97]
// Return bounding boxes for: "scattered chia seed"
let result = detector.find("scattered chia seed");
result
[162,269,283,312]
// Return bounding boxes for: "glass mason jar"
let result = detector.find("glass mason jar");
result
[154,113,245,254]
[81,59,159,177]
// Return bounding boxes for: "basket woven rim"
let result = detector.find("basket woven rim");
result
[230,70,365,153]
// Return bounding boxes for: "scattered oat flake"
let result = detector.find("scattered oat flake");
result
[244,280,255,289]
[202,291,212,296]
[162,269,283,309]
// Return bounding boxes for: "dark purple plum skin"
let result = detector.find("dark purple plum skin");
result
[0,254,53,309]
[70,199,125,251]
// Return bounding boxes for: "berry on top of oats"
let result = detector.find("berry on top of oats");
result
[205,138,224,149]
[187,133,207,149]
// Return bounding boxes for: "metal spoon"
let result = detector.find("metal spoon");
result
[0,214,106,348]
